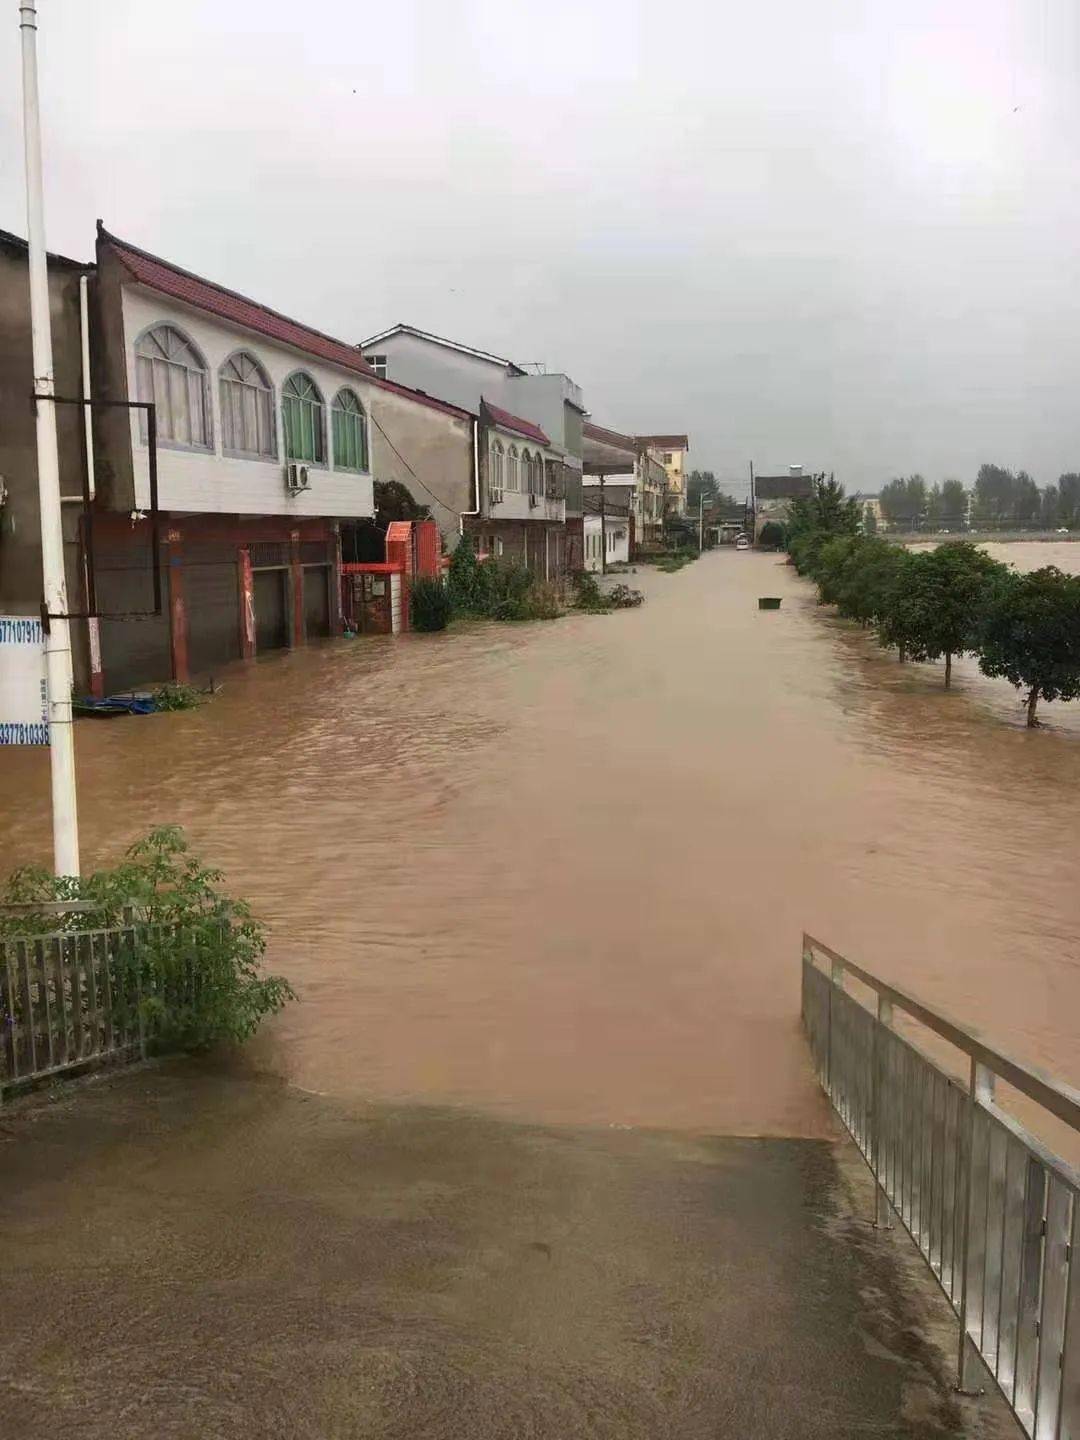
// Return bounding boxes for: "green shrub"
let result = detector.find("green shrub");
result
[758,521,786,550]
[571,572,644,612]
[0,827,294,1049]
[523,580,564,620]
[410,576,452,631]
[153,681,203,711]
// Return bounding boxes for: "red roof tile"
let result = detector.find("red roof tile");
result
[638,434,689,450]
[483,400,549,446]
[103,230,375,379]
[583,420,636,451]
[101,229,478,422]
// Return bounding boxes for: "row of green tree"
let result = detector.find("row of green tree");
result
[788,478,1080,726]
[877,467,1080,529]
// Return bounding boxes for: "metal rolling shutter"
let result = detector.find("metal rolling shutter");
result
[253,569,288,653]
[184,554,241,677]
[303,566,330,638]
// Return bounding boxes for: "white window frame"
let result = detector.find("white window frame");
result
[134,323,212,451]
[219,350,276,460]
[331,388,369,473]
[282,371,327,466]
[506,444,520,492]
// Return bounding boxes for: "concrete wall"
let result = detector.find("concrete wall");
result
[369,384,473,546]
[117,288,377,521]
[368,333,514,416]
[583,515,630,572]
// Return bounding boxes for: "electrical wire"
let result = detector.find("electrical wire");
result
[368,410,458,514]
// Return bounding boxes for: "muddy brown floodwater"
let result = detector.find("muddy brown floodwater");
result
[1,543,1078,1138]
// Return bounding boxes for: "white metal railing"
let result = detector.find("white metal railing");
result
[802,933,1080,1440]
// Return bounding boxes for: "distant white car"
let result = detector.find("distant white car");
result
[735,535,751,551]
[1057,527,1070,534]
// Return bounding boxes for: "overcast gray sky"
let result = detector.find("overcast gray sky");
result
[2,0,1078,494]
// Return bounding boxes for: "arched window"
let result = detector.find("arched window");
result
[134,324,210,448]
[490,438,505,490]
[219,351,275,458]
[282,372,325,464]
[506,445,520,492]
[529,452,541,496]
[331,389,369,472]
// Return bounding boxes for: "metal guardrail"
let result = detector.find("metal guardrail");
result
[802,933,1080,1440]
[1,926,148,1093]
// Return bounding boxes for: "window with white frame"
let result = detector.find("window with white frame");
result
[135,324,211,448]
[219,351,275,459]
[332,388,369,472]
[506,444,520,492]
[520,449,532,494]
[366,354,388,379]
[490,438,505,493]
[282,372,325,464]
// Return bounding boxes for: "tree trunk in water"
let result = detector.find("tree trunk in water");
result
[898,645,906,664]
[1027,685,1040,727]
[944,652,952,688]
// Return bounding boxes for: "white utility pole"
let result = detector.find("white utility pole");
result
[698,492,704,552]
[20,0,80,876]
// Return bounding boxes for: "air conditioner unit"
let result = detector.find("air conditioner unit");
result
[490,487,503,505]
[285,463,310,494]
[528,492,539,509]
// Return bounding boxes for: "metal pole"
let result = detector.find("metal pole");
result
[20,0,80,877]
[698,492,704,553]
[599,474,606,575]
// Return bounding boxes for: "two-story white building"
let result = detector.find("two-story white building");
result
[360,325,583,571]
[88,229,472,689]
[471,402,566,575]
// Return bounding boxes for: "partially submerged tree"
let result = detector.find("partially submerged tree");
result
[978,566,1080,725]
[889,542,1004,686]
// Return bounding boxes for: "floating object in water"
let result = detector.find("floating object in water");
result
[758,597,782,611]
[73,693,157,717]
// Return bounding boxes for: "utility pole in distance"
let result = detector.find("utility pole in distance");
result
[698,491,704,553]
[599,473,606,575]
[20,0,80,876]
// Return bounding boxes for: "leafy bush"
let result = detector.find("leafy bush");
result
[524,581,564,620]
[153,681,203,711]
[758,521,786,550]
[0,827,295,1048]
[410,576,452,631]
[571,572,644,612]
[447,536,490,617]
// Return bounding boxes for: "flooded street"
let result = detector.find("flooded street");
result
[2,544,1078,1137]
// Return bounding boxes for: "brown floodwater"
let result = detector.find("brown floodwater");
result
[1,542,1078,1137]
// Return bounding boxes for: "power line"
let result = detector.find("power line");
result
[368,409,458,514]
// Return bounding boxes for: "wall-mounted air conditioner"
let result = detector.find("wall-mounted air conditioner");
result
[490,487,503,505]
[285,463,310,494]
[528,493,539,508]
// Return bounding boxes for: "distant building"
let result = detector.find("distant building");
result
[637,434,689,517]
[359,324,584,570]
[752,465,814,536]
[582,488,631,571]
[582,421,665,555]
[471,400,566,575]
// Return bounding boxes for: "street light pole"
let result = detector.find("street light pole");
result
[20,0,80,877]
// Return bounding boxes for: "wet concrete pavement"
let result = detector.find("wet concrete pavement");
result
[1,1062,1017,1439]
